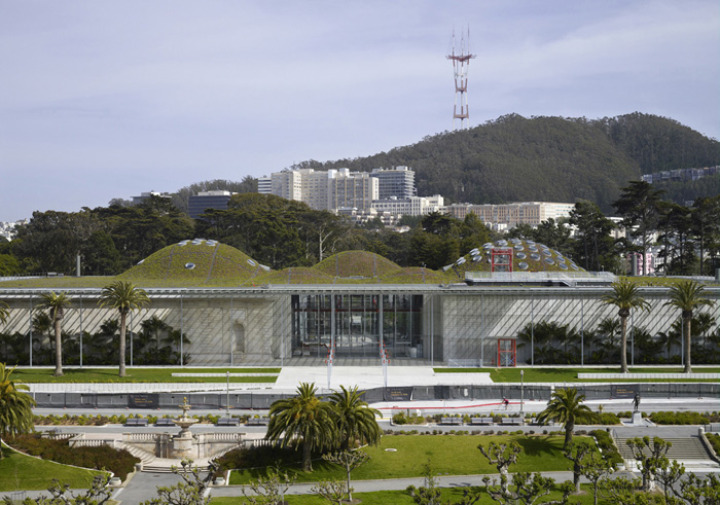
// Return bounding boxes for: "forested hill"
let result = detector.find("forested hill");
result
[301,113,720,212]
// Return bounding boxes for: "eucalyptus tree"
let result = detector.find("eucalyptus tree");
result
[98,281,150,377]
[613,181,664,276]
[602,280,650,373]
[39,291,71,376]
[568,200,618,272]
[665,280,715,373]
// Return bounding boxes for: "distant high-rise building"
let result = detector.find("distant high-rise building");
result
[372,195,444,217]
[328,170,378,212]
[188,190,235,219]
[257,176,272,195]
[371,166,415,200]
[263,168,379,212]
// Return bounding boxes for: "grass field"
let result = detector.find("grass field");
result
[228,434,583,485]
[434,366,720,383]
[212,485,597,505]
[10,365,719,384]
[11,367,280,383]
[0,446,104,492]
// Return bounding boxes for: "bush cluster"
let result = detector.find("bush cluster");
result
[6,433,140,480]
[214,445,296,478]
[705,433,720,456]
[392,412,426,425]
[649,411,713,425]
[32,413,230,426]
[588,412,621,425]
[591,429,623,467]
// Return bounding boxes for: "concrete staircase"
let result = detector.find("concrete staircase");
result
[611,426,719,472]
[615,436,712,460]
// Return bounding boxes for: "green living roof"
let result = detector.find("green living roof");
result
[118,239,268,286]
[0,239,585,288]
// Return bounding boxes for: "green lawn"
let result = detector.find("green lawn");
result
[434,366,720,383]
[0,446,104,492]
[228,434,584,485]
[212,484,598,505]
[11,367,280,383]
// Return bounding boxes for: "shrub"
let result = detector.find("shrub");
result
[649,411,709,425]
[591,429,623,467]
[214,445,296,478]
[706,433,720,456]
[595,412,621,425]
[392,412,408,425]
[6,434,140,480]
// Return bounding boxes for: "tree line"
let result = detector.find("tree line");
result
[2,184,718,278]
[510,183,720,276]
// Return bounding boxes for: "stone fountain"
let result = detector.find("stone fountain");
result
[170,397,199,459]
[117,397,244,470]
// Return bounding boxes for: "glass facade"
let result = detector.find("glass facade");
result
[291,294,424,359]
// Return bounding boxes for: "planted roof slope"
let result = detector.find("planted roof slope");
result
[253,267,335,285]
[314,251,403,279]
[441,239,586,280]
[119,239,268,285]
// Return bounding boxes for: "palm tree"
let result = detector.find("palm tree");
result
[328,385,381,451]
[0,363,37,459]
[665,280,715,373]
[602,280,650,373]
[98,281,150,377]
[266,382,336,472]
[536,387,592,449]
[39,291,71,376]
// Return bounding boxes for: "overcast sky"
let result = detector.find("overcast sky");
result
[1,0,718,222]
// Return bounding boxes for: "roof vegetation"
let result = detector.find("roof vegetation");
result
[1,239,585,288]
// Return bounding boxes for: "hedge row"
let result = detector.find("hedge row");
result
[6,434,140,480]
[648,411,719,425]
[590,429,623,467]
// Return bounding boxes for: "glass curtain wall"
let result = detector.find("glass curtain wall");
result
[291,294,424,360]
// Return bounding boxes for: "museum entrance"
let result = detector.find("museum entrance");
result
[291,294,424,361]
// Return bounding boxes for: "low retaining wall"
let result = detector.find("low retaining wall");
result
[30,383,720,409]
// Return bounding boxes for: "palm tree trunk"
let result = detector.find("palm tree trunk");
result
[683,315,692,374]
[620,315,629,373]
[346,462,353,502]
[564,419,574,449]
[54,319,63,376]
[119,313,127,377]
[302,438,313,472]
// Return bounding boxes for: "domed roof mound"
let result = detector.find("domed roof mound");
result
[253,267,335,285]
[441,239,585,278]
[119,239,270,285]
[378,267,450,284]
[314,250,402,279]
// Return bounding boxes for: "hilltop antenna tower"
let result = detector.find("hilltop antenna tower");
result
[447,28,475,130]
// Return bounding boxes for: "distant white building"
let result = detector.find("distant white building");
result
[444,202,575,228]
[372,195,444,217]
[257,176,272,195]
